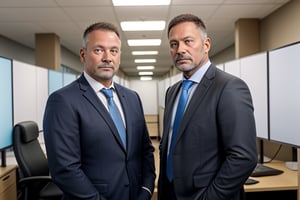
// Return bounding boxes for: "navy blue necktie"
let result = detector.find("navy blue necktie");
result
[101,88,126,149]
[167,80,194,181]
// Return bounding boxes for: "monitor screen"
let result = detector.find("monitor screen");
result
[269,42,300,147]
[0,56,13,150]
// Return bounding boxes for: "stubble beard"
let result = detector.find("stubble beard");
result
[95,71,115,81]
[175,63,196,73]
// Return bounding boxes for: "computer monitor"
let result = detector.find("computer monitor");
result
[269,42,300,147]
[0,56,13,167]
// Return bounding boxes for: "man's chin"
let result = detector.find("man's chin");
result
[175,64,195,72]
[95,72,115,80]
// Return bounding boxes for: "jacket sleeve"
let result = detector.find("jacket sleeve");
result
[206,77,258,199]
[43,92,100,200]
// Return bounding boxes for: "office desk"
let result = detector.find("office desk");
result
[244,161,298,192]
[0,165,17,200]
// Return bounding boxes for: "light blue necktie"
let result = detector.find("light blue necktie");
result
[166,80,194,181]
[101,88,126,149]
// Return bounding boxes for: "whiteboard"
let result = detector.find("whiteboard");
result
[269,42,300,147]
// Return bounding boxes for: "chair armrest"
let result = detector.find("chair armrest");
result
[18,175,53,187]
[18,175,62,198]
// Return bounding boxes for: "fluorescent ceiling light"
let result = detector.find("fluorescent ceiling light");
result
[132,51,158,55]
[121,21,165,31]
[140,76,153,81]
[134,59,156,63]
[112,0,171,6]
[139,71,153,75]
[128,39,161,46]
[137,66,155,70]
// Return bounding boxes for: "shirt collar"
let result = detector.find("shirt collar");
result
[183,60,211,83]
[84,71,115,93]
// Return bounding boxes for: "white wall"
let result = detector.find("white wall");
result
[13,60,48,130]
[129,79,158,115]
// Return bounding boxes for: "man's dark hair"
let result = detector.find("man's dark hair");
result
[168,14,207,37]
[82,22,120,47]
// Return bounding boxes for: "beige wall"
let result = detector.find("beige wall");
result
[211,0,300,65]
[235,19,260,59]
[211,44,235,65]
[261,0,300,51]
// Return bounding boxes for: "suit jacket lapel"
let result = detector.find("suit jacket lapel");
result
[174,64,216,146]
[78,75,126,151]
[114,84,129,152]
[161,82,182,151]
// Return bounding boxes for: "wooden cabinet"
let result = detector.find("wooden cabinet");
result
[145,115,159,138]
[0,165,17,200]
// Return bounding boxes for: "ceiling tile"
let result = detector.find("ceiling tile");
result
[0,0,57,7]
[0,0,291,77]
[56,0,112,6]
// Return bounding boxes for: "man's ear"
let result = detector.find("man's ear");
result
[204,37,211,54]
[79,48,85,62]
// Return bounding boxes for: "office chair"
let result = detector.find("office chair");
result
[13,121,62,200]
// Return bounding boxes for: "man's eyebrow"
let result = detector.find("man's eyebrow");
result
[111,46,120,49]
[93,45,119,49]
[169,39,178,43]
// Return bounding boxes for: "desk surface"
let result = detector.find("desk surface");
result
[244,161,298,192]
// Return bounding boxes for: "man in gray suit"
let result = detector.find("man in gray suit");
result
[44,22,155,200]
[158,14,257,200]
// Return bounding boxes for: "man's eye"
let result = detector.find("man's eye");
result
[185,39,193,44]
[170,42,178,48]
[111,49,119,55]
[94,48,104,54]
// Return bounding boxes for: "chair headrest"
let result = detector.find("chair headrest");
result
[16,121,39,143]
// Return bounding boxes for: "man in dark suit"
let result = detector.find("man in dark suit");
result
[43,22,156,200]
[158,14,257,200]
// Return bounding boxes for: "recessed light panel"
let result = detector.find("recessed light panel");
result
[140,76,153,81]
[121,21,165,31]
[128,39,161,46]
[134,59,156,63]
[132,51,158,55]
[139,71,153,75]
[137,66,155,70]
[112,0,171,6]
